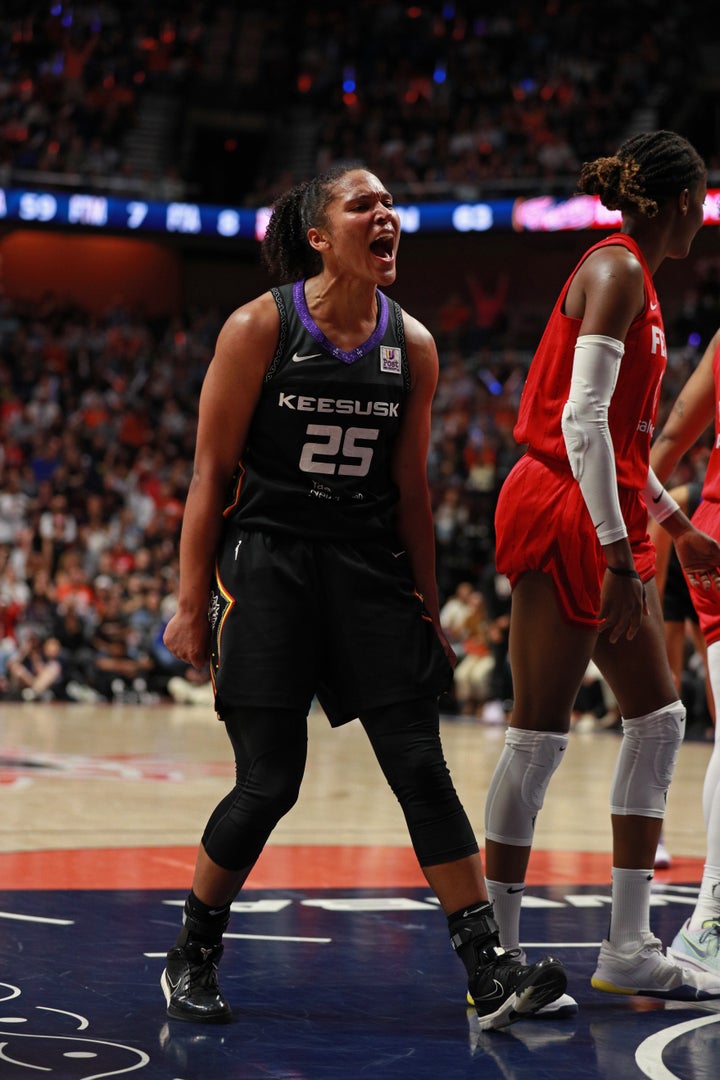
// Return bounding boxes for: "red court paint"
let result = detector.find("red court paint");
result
[0,845,703,889]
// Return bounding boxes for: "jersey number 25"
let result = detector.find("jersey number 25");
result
[299,424,379,477]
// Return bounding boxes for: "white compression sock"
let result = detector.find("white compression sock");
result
[485,878,525,952]
[689,642,720,929]
[690,861,720,930]
[702,642,720,830]
[608,866,654,948]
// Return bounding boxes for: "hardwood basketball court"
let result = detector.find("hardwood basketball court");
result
[1,701,717,1079]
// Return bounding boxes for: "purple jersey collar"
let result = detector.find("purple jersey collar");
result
[292,279,389,365]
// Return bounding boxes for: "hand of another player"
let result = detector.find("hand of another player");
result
[674,527,720,591]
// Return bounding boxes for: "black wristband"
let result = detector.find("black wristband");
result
[606,565,641,580]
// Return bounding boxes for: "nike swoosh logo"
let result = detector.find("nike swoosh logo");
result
[292,351,322,362]
[507,886,525,894]
[652,491,663,503]
[392,550,406,558]
[650,300,658,310]
[473,978,506,1002]
[680,933,711,960]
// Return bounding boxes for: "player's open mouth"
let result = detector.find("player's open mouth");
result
[370,235,395,261]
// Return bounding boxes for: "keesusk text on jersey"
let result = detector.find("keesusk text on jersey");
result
[278,393,399,417]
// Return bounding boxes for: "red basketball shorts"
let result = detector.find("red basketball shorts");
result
[495,452,656,628]
[687,499,720,647]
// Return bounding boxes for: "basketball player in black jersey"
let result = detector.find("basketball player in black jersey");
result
[160,165,566,1030]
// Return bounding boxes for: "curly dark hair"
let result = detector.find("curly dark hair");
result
[261,163,367,283]
[578,130,706,218]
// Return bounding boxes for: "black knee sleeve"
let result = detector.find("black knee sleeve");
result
[361,698,479,866]
[201,707,307,872]
[201,783,299,871]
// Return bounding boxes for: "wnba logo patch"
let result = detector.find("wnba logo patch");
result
[380,346,401,374]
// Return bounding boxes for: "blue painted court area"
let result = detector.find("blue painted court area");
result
[1,885,719,1079]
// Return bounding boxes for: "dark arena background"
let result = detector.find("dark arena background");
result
[2,3,720,1078]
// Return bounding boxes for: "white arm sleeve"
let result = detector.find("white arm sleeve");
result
[560,334,627,544]
[642,466,681,524]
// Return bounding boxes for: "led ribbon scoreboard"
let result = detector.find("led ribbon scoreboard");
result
[2,187,720,239]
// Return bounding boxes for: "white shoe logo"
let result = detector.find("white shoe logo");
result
[650,300,658,310]
[475,978,506,1003]
[292,351,322,362]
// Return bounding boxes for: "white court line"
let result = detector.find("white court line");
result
[522,941,603,949]
[0,911,73,925]
[223,933,331,943]
[636,1012,720,1079]
[37,1006,89,1029]
[145,932,332,956]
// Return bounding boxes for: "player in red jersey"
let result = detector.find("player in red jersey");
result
[650,327,720,976]
[483,131,720,1006]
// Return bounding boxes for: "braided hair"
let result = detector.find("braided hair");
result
[578,131,706,218]
[261,164,365,283]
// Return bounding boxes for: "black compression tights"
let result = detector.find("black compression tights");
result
[359,697,478,866]
[201,699,477,873]
[201,706,309,872]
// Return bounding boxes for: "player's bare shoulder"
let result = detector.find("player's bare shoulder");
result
[211,290,280,379]
[218,291,279,350]
[400,308,439,388]
[567,242,645,329]
[580,242,644,293]
[401,308,435,350]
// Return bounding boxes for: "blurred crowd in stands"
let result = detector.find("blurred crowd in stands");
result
[1,1,717,205]
[1,0,719,723]
[0,289,217,702]
[1,263,719,713]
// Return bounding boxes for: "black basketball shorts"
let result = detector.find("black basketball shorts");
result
[209,525,453,726]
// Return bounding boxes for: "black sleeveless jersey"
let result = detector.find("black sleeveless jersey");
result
[223,280,411,541]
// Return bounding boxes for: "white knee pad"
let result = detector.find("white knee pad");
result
[484,728,569,846]
[610,700,685,818]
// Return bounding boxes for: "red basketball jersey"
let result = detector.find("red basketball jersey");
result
[701,339,720,503]
[513,233,667,490]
